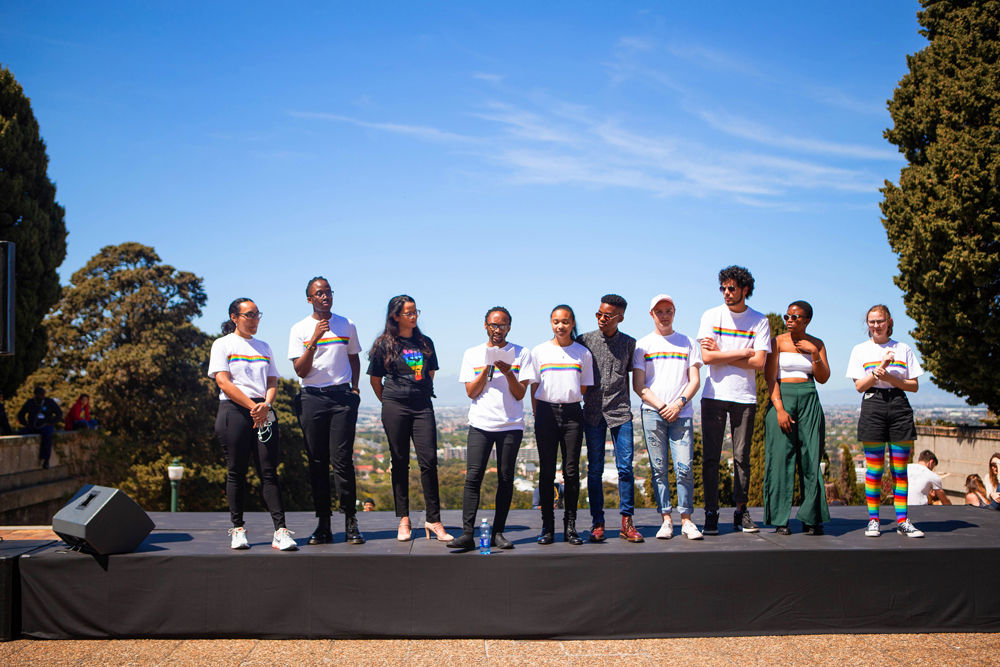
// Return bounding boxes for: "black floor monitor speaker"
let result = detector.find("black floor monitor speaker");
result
[52,485,156,555]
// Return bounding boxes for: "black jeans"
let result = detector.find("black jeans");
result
[462,426,523,535]
[297,388,360,518]
[215,400,286,530]
[20,425,55,463]
[701,397,756,511]
[381,397,441,523]
[535,400,584,525]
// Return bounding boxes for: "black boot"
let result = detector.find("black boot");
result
[537,520,555,545]
[345,515,365,544]
[447,533,475,551]
[564,518,583,545]
[308,516,333,545]
[492,532,514,550]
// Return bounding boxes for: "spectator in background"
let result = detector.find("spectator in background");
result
[987,453,1000,504]
[0,392,13,436]
[825,482,844,506]
[64,394,99,430]
[965,475,993,508]
[17,386,63,469]
[907,450,951,506]
[362,498,376,512]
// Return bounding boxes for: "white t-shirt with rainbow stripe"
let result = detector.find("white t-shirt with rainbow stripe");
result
[530,340,595,405]
[632,331,703,419]
[287,313,362,387]
[208,333,280,401]
[696,304,772,404]
[459,342,538,432]
[846,339,923,389]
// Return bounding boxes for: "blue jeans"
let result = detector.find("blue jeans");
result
[584,417,635,522]
[641,410,694,515]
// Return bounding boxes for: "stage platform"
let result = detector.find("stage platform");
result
[16,506,1000,640]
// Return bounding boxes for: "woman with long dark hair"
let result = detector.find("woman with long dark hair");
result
[530,305,594,545]
[763,301,831,535]
[846,304,925,538]
[367,295,452,542]
[208,298,296,551]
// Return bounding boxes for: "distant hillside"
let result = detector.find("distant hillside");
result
[816,382,975,407]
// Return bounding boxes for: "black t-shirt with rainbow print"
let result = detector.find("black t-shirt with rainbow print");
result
[367,334,439,403]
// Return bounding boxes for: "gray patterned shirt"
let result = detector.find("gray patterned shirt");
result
[577,329,636,428]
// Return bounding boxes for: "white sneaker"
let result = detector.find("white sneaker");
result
[656,514,673,539]
[865,519,881,537]
[229,526,249,550]
[896,519,924,538]
[272,528,298,551]
[681,521,704,540]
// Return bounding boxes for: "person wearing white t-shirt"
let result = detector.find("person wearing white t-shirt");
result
[530,305,594,546]
[632,295,704,540]
[288,277,365,547]
[846,304,925,538]
[907,450,950,506]
[447,307,538,551]
[697,266,771,536]
[208,298,296,552]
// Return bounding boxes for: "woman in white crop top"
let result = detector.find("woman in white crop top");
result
[763,301,831,536]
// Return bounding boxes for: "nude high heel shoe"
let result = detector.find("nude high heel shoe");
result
[397,517,412,542]
[424,521,454,541]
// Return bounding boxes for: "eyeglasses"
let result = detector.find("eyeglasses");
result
[783,314,808,322]
[239,311,263,321]
[401,310,420,319]
[486,323,510,331]
[595,312,621,322]
[719,285,741,294]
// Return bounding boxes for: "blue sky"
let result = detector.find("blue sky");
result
[4,2,959,405]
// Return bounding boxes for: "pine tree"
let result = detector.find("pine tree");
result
[881,0,1000,413]
[0,65,68,395]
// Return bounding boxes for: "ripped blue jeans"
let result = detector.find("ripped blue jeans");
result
[641,411,693,515]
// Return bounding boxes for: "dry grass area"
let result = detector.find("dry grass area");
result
[0,634,997,667]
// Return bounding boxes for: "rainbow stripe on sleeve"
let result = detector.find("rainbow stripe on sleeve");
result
[862,360,907,372]
[473,365,521,377]
[228,354,270,364]
[644,352,688,361]
[540,363,582,373]
[303,336,350,348]
[712,327,755,340]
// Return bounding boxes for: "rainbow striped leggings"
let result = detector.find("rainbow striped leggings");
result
[863,442,911,522]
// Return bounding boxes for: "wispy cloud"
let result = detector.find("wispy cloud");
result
[473,73,506,83]
[288,111,476,143]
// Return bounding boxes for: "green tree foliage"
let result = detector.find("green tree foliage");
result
[881,0,1000,413]
[747,313,784,507]
[837,444,860,505]
[0,65,68,395]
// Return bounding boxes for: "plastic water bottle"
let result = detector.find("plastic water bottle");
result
[479,518,491,555]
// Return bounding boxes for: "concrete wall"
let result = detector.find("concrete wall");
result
[0,430,99,524]
[915,425,1000,499]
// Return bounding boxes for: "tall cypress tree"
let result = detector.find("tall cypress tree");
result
[0,65,68,396]
[881,0,1000,413]
[747,313,784,507]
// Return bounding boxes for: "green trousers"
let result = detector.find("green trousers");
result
[763,380,830,527]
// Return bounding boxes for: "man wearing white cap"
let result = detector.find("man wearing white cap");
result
[632,295,704,539]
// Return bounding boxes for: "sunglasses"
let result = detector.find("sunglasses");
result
[720,285,741,294]
[783,314,808,322]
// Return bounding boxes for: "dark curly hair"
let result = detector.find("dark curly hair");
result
[718,266,755,299]
[789,300,813,319]
[306,276,329,297]
[221,298,254,335]
[601,294,627,312]
[485,306,512,325]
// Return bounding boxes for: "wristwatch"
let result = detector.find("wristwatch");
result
[678,396,688,405]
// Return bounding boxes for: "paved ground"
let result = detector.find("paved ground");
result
[0,634,998,666]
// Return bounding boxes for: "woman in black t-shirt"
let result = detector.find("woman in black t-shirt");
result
[368,295,452,543]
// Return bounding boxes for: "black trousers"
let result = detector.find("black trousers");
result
[215,400,285,530]
[381,397,441,523]
[535,400,584,525]
[462,426,523,535]
[297,389,360,518]
[701,397,756,512]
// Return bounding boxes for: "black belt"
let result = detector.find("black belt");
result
[303,384,352,395]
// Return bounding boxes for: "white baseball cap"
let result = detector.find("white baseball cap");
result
[649,294,675,311]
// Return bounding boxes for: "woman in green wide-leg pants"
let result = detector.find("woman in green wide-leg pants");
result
[763,301,831,535]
